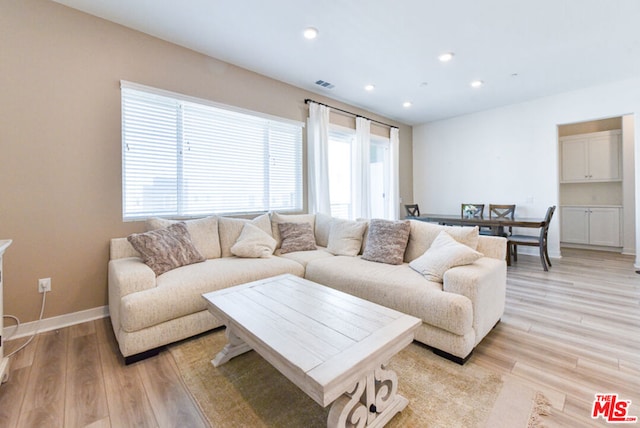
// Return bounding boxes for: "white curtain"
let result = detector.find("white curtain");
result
[307,102,331,215]
[353,117,371,219]
[389,127,400,220]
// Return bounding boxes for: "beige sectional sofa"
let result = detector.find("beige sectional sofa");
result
[108,212,506,364]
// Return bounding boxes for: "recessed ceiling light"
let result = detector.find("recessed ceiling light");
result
[470,80,484,88]
[438,52,455,62]
[364,84,375,91]
[403,101,412,108]
[303,27,318,40]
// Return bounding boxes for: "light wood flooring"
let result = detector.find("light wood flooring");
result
[0,248,638,427]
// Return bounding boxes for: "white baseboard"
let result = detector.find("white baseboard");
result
[3,306,109,341]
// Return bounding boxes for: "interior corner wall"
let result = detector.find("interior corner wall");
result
[412,76,640,265]
[623,114,637,255]
[0,0,413,324]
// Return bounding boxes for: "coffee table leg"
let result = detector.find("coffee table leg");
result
[211,326,252,367]
[327,362,408,428]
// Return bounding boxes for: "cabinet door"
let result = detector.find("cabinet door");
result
[588,135,620,181]
[560,207,589,244]
[561,139,588,182]
[589,208,621,247]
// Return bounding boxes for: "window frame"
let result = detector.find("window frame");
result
[120,81,303,221]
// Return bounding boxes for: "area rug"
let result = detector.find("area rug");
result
[169,329,549,427]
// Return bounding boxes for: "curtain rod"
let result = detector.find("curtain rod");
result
[304,98,398,129]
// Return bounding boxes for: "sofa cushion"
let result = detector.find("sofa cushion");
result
[404,221,479,263]
[277,247,334,268]
[409,231,483,282]
[327,218,367,256]
[278,222,317,254]
[219,214,272,257]
[361,219,410,265]
[146,216,221,259]
[270,212,315,248]
[120,257,305,332]
[127,223,205,276]
[230,223,277,258]
[305,256,473,335]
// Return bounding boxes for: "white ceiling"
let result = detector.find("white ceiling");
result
[53,0,640,125]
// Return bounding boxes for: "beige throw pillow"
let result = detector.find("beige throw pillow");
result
[230,223,277,258]
[127,222,205,276]
[361,219,410,265]
[218,213,272,257]
[404,221,479,262]
[409,231,483,283]
[327,218,367,256]
[146,216,220,259]
[314,212,333,248]
[278,222,317,254]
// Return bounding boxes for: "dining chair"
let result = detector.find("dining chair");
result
[508,205,556,271]
[486,204,516,237]
[405,204,420,217]
[460,203,484,218]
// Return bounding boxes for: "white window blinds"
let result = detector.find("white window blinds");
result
[121,83,303,220]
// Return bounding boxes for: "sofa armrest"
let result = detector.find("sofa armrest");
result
[108,258,156,298]
[442,257,506,345]
[108,257,156,338]
[476,235,507,261]
[110,237,141,260]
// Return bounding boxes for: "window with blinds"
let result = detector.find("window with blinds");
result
[121,82,303,220]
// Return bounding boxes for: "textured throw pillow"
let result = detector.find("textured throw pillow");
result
[278,222,317,254]
[327,218,367,256]
[409,231,483,283]
[127,222,205,276]
[270,212,316,249]
[361,219,411,265]
[230,223,277,258]
[146,216,220,259]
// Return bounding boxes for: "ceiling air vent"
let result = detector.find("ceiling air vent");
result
[315,80,335,89]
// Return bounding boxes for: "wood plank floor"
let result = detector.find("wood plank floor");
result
[0,248,638,427]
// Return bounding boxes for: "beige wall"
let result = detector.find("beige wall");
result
[557,117,622,137]
[0,0,413,323]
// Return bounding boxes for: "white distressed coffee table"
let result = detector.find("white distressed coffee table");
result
[202,274,421,428]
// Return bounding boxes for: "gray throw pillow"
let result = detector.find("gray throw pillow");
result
[278,222,317,254]
[127,222,205,276]
[361,219,411,265]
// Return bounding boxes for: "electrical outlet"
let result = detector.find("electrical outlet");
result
[38,277,51,293]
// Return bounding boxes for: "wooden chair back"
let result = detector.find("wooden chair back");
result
[405,204,420,217]
[490,204,516,235]
[489,204,516,219]
[540,205,556,240]
[460,203,484,218]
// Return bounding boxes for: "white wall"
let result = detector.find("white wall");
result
[413,76,640,266]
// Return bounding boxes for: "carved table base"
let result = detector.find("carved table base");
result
[211,327,252,367]
[327,363,407,428]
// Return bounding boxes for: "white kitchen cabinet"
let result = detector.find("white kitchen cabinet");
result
[560,206,621,247]
[560,207,590,244]
[0,240,11,383]
[560,131,621,182]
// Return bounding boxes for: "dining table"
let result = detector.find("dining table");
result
[408,213,547,237]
